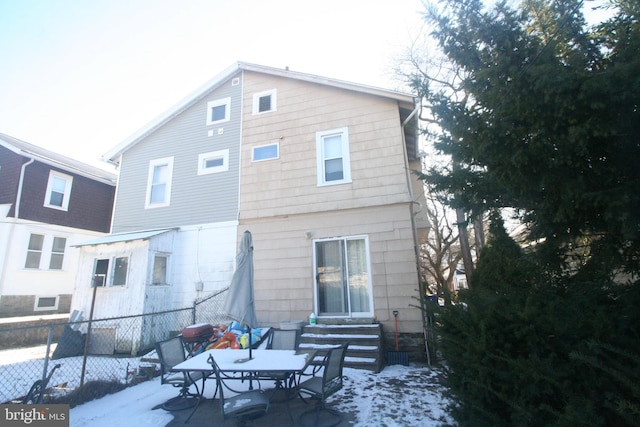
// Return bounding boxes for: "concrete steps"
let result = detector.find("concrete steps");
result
[298,323,384,373]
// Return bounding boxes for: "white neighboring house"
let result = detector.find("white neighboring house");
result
[453,267,468,291]
[0,134,116,318]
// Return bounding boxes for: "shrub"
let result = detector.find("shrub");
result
[438,218,640,426]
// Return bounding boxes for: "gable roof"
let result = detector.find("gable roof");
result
[102,62,418,165]
[0,133,117,185]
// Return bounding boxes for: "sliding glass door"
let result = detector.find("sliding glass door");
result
[314,236,372,317]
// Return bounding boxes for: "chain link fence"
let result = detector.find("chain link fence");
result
[0,288,230,403]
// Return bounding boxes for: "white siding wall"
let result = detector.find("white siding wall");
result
[0,220,104,297]
[72,239,150,320]
[71,222,239,318]
[169,222,238,307]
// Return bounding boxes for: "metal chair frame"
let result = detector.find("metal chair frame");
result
[208,354,270,426]
[296,343,349,427]
[155,335,205,411]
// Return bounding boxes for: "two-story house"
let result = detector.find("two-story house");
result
[0,133,116,318]
[70,63,428,355]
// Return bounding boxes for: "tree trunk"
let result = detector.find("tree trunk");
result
[473,212,485,260]
[456,208,474,287]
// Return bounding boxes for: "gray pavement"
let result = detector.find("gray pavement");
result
[163,388,356,427]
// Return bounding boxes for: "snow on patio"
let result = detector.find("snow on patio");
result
[0,345,455,426]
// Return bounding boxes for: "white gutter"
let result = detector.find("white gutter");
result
[401,99,431,365]
[401,99,420,201]
[15,158,34,218]
[0,158,34,301]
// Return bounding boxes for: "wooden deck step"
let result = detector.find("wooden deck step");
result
[299,323,384,372]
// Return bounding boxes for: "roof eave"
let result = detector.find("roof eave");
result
[0,135,117,185]
[102,62,243,164]
[102,62,417,164]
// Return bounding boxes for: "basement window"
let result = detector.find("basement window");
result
[34,296,59,311]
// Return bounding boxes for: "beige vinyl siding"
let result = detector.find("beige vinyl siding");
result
[245,204,423,334]
[111,75,242,233]
[239,71,411,220]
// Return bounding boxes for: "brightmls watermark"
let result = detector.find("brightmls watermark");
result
[1,405,69,426]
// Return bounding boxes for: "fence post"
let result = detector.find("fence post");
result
[81,276,99,387]
[192,299,197,325]
[40,325,54,382]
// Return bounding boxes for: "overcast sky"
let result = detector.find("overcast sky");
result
[0,0,426,171]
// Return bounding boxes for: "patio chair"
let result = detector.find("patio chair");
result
[208,354,270,426]
[269,328,298,350]
[155,335,206,411]
[263,329,300,400]
[296,342,349,427]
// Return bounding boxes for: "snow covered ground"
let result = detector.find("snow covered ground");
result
[69,363,455,427]
[0,345,455,426]
[0,344,150,403]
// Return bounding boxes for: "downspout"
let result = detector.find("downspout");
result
[400,100,422,284]
[15,158,35,218]
[0,158,34,301]
[401,99,433,363]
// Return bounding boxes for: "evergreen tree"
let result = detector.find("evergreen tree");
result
[417,0,640,273]
[410,1,640,425]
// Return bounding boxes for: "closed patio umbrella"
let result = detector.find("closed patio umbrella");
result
[224,230,258,328]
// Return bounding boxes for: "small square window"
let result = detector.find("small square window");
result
[252,89,277,115]
[198,149,229,175]
[258,95,271,112]
[211,105,226,122]
[252,143,279,162]
[206,97,231,125]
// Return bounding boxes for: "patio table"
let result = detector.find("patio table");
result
[174,348,313,375]
[172,348,316,423]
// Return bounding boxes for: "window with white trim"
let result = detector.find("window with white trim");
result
[145,157,174,208]
[112,257,128,286]
[93,259,109,287]
[44,171,73,211]
[49,237,66,270]
[152,255,169,285]
[197,149,229,175]
[252,89,277,114]
[25,233,44,269]
[252,143,279,162]
[316,127,351,186]
[92,256,129,287]
[206,97,231,125]
[34,296,59,311]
